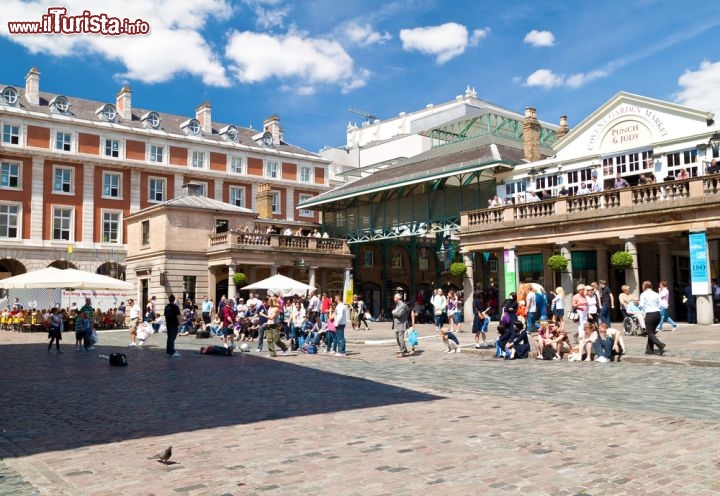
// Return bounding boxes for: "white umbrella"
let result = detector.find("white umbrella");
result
[0,267,133,291]
[242,274,314,296]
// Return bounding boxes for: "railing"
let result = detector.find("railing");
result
[208,232,350,254]
[464,175,712,229]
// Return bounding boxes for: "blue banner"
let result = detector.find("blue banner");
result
[689,232,710,294]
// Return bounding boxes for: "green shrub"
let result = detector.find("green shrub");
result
[547,254,569,271]
[449,262,467,277]
[232,272,248,286]
[610,251,634,268]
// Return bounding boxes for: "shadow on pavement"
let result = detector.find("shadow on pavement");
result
[0,342,443,458]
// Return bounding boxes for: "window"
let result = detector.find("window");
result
[265,161,279,179]
[51,95,70,113]
[55,131,72,152]
[0,204,19,238]
[229,186,245,208]
[104,139,120,158]
[299,166,313,183]
[2,87,19,105]
[364,250,374,267]
[0,162,20,189]
[53,167,73,194]
[182,118,201,135]
[2,124,19,145]
[148,178,165,202]
[102,211,121,243]
[298,193,313,217]
[141,220,150,245]
[102,172,121,198]
[186,183,206,196]
[190,151,205,169]
[566,168,594,184]
[101,104,117,122]
[143,111,161,129]
[391,251,402,269]
[149,144,164,164]
[533,175,558,191]
[229,155,245,174]
[52,207,73,241]
[271,191,280,214]
[505,180,525,196]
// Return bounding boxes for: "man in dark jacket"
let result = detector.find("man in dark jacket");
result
[391,293,410,357]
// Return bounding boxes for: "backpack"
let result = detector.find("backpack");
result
[109,353,128,367]
[542,345,555,361]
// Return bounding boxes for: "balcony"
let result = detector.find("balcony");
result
[461,175,720,250]
[208,232,351,255]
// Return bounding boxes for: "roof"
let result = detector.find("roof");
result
[0,83,323,160]
[301,134,533,208]
[126,194,254,220]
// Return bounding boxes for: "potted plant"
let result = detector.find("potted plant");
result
[547,254,569,271]
[232,271,247,286]
[449,262,467,277]
[610,250,634,269]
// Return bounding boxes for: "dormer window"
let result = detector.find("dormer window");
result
[50,95,70,114]
[98,103,117,122]
[1,87,19,106]
[220,125,239,143]
[181,118,201,136]
[142,111,161,129]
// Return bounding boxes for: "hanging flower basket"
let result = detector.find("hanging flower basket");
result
[547,255,569,271]
[610,251,634,269]
[449,262,467,277]
[232,272,248,286]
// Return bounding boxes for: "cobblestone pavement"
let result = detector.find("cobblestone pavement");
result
[2,324,720,495]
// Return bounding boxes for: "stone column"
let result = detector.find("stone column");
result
[227,264,237,301]
[270,265,278,276]
[624,237,640,295]
[207,267,217,303]
[462,251,474,323]
[557,243,574,309]
[596,246,608,284]
[658,240,674,313]
[30,157,44,242]
[308,266,317,289]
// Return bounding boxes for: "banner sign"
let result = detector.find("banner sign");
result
[503,249,517,296]
[689,232,710,295]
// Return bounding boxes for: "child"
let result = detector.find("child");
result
[47,307,63,353]
[441,327,460,353]
[325,314,337,353]
[78,311,93,351]
[474,307,492,349]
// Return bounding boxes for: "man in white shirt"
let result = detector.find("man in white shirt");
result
[307,290,320,321]
[128,298,141,347]
[333,294,348,357]
[201,296,213,325]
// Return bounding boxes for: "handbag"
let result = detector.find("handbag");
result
[567,307,579,322]
[407,328,419,346]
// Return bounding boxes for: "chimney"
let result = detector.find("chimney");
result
[116,85,132,120]
[263,114,283,145]
[522,107,541,162]
[24,67,40,106]
[256,183,274,218]
[556,115,570,140]
[196,101,212,134]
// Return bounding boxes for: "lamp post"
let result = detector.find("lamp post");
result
[709,131,720,156]
[295,258,308,274]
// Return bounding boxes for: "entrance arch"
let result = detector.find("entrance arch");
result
[96,262,126,280]
[0,259,26,278]
[49,260,77,269]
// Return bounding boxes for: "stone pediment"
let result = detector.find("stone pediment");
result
[553,92,714,159]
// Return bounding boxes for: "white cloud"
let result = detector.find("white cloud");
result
[524,30,555,47]
[1,0,232,86]
[525,68,607,89]
[399,22,487,64]
[225,31,369,94]
[241,0,289,30]
[675,60,720,115]
[342,22,391,47]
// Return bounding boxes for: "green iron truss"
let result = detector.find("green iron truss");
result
[425,112,557,148]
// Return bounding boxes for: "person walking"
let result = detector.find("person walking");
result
[572,285,589,342]
[47,307,63,353]
[78,298,95,350]
[430,289,447,334]
[391,293,410,357]
[128,298,141,346]
[164,294,182,357]
[657,280,679,332]
[333,294,348,357]
[356,296,370,330]
[639,281,666,355]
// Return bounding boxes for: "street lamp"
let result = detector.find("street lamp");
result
[709,131,720,156]
[295,258,308,274]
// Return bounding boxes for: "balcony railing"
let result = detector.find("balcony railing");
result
[208,232,350,254]
[464,175,716,230]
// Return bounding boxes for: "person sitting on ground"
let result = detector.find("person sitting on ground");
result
[579,322,597,362]
[505,320,530,359]
[495,324,512,358]
[625,295,647,334]
[535,320,554,359]
[207,313,223,336]
[548,323,571,359]
[594,322,624,362]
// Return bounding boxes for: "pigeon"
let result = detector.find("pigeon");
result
[154,445,172,464]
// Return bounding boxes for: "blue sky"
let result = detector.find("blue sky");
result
[2,0,719,152]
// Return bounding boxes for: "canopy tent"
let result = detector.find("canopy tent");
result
[242,274,314,296]
[0,267,133,291]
